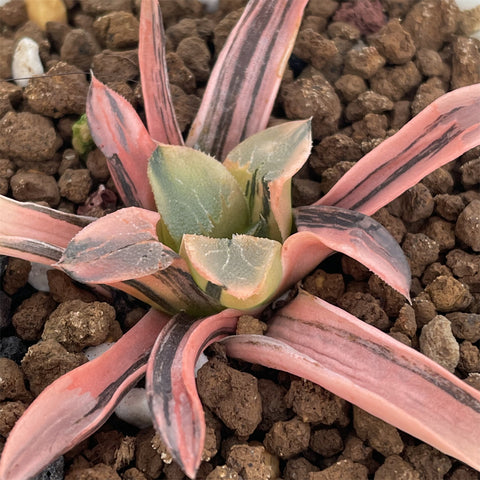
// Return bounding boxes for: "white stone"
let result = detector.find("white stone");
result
[0,0,13,7]
[28,262,52,292]
[198,0,219,13]
[455,0,480,10]
[84,342,115,361]
[115,388,152,429]
[11,37,44,87]
[195,352,208,376]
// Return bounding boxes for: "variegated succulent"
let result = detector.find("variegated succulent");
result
[2,1,480,479]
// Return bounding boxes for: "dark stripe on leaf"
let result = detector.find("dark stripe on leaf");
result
[123,278,177,313]
[279,313,480,415]
[105,89,127,150]
[84,356,149,418]
[0,239,64,261]
[108,154,140,207]
[149,314,194,463]
[205,281,223,300]
[330,108,464,210]
[208,1,292,157]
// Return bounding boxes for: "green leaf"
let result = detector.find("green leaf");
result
[147,145,249,251]
[223,119,311,242]
[180,234,282,310]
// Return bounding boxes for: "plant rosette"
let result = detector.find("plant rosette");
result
[2,1,480,479]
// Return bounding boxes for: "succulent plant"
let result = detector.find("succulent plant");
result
[2,1,480,479]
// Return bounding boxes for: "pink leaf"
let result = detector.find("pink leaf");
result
[56,207,223,316]
[226,290,480,471]
[0,195,91,265]
[0,308,170,480]
[294,205,411,300]
[139,0,183,145]
[278,84,480,293]
[186,0,308,159]
[86,75,157,210]
[147,309,239,479]
[317,83,480,215]
[57,207,167,283]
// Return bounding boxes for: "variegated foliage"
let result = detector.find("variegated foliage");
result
[2,1,480,479]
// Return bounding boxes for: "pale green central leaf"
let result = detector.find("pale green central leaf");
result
[180,234,283,310]
[148,145,249,251]
[223,119,312,242]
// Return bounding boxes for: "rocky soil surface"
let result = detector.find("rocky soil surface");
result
[1,0,480,478]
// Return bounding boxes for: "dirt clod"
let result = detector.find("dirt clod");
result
[456,200,480,251]
[21,339,87,395]
[419,315,460,372]
[197,358,262,437]
[425,275,472,312]
[2,257,31,295]
[0,357,30,402]
[374,455,420,479]
[12,291,57,341]
[226,443,279,480]
[310,458,369,480]
[264,417,310,459]
[42,299,117,352]
[353,406,404,457]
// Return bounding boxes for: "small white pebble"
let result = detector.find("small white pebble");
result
[11,37,44,87]
[455,0,480,10]
[84,342,115,361]
[195,352,208,376]
[28,262,52,292]
[198,0,219,13]
[115,388,152,429]
[0,0,13,7]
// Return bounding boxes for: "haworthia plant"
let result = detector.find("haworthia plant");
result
[2,0,480,479]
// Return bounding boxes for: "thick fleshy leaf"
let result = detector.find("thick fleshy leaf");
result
[223,120,312,241]
[187,0,308,159]
[317,83,480,215]
[87,75,156,210]
[147,309,239,479]
[139,0,183,145]
[0,195,91,265]
[148,145,249,251]
[57,207,170,283]
[181,234,283,309]
[56,207,223,316]
[249,290,480,472]
[0,308,170,480]
[294,205,411,300]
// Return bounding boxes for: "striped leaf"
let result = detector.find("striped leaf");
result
[223,120,312,241]
[56,207,223,316]
[181,234,282,310]
[278,84,480,294]
[186,0,309,159]
[294,205,411,300]
[87,75,157,210]
[148,145,249,251]
[57,207,171,283]
[147,310,239,479]
[317,83,480,215]
[0,309,170,480]
[139,0,183,144]
[0,195,91,265]
[239,290,480,472]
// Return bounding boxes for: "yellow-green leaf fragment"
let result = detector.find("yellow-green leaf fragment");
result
[223,119,312,242]
[180,234,283,310]
[72,114,95,156]
[147,145,249,251]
